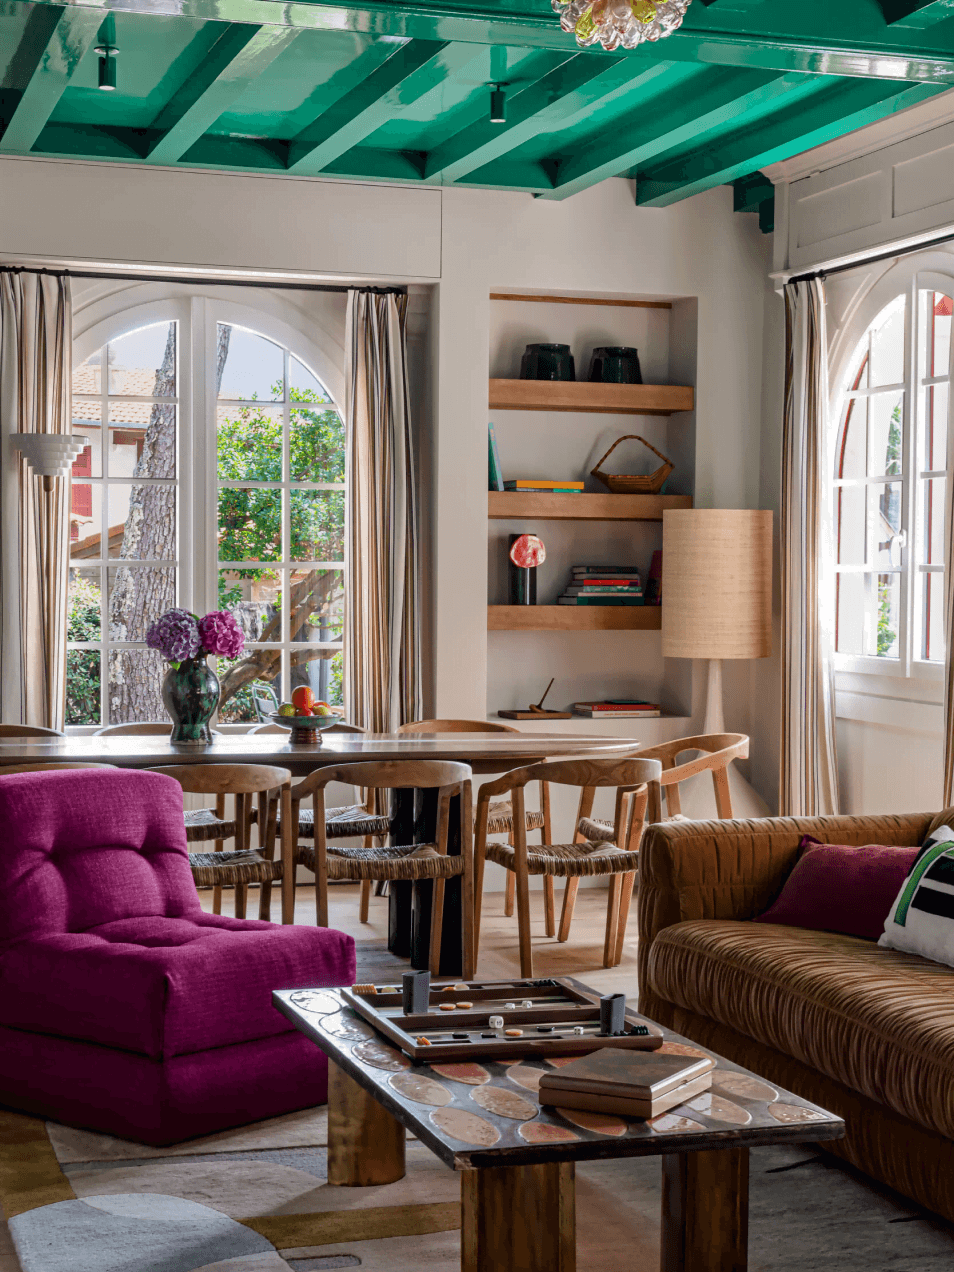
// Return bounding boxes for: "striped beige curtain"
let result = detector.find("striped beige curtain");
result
[0,271,72,730]
[944,434,954,804]
[780,278,840,816]
[343,290,421,732]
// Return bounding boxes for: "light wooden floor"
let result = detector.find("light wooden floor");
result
[202,882,639,997]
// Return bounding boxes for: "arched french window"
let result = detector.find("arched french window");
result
[832,280,952,673]
[67,299,345,727]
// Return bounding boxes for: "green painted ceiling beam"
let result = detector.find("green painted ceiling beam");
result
[144,25,301,165]
[22,0,954,82]
[543,66,810,200]
[287,39,483,174]
[636,76,947,207]
[0,6,103,153]
[733,171,773,212]
[424,56,675,183]
[878,0,954,27]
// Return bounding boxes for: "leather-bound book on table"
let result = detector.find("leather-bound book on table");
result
[538,1047,715,1119]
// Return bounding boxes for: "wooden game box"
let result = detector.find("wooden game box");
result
[340,975,665,1061]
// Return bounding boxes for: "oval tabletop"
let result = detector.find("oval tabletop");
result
[0,731,641,775]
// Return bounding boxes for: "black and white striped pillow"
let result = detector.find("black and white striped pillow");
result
[880,826,954,966]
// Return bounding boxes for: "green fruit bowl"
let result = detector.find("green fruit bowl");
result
[269,711,342,745]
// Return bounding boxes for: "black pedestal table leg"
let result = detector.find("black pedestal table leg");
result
[410,787,463,976]
[387,788,416,957]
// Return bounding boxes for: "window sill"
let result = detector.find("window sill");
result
[834,672,944,732]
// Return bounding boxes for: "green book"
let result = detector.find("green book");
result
[488,423,504,492]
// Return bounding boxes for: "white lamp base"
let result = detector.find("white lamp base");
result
[674,659,770,821]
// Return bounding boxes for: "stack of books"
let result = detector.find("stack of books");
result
[573,700,660,718]
[538,1047,715,1119]
[558,565,643,606]
[504,480,584,495]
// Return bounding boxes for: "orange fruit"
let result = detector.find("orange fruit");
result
[292,686,315,710]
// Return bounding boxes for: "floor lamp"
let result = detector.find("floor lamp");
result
[662,508,773,818]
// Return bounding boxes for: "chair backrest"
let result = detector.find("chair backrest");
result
[294,759,471,794]
[250,721,365,735]
[0,723,65,737]
[93,722,171,736]
[0,769,198,942]
[638,733,749,785]
[397,719,517,734]
[480,755,659,796]
[151,763,292,795]
[0,762,115,774]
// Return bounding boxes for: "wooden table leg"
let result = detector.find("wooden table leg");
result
[326,1060,406,1187]
[661,1147,749,1272]
[461,1161,575,1272]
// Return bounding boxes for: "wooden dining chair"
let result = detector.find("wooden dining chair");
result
[397,719,555,935]
[567,733,750,963]
[253,721,394,923]
[0,724,65,737]
[151,763,293,923]
[290,759,474,976]
[474,756,662,977]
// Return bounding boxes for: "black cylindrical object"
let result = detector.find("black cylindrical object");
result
[508,534,537,605]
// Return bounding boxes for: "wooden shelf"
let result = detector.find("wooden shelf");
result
[488,492,692,521]
[489,379,694,416]
[488,606,662,631]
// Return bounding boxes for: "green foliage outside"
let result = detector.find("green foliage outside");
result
[66,574,101,724]
[216,382,346,716]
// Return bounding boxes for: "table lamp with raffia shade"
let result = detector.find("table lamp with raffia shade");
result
[662,508,773,815]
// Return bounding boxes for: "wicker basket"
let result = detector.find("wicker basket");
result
[590,434,674,494]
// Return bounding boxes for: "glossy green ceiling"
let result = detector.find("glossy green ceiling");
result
[1,0,953,207]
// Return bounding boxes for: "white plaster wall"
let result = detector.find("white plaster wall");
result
[0,157,775,843]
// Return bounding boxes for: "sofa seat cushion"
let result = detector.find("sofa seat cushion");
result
[647,919,954,1140]
[0,913,355,1060]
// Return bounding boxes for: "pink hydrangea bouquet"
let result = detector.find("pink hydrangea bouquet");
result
[146,607,245,668]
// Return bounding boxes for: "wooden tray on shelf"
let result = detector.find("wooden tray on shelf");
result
[338,975,664,1061]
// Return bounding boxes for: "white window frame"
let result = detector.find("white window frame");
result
[828,259,954,700]
[68,285,347,733]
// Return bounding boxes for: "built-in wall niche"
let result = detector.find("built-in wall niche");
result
[486,291,697,726]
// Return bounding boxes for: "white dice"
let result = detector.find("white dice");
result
[489,1015,504,1029]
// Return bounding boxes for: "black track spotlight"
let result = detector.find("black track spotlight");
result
[490,84,507,124]
[96,45,119,91]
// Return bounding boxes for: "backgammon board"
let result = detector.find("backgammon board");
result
[313,975,666,1061]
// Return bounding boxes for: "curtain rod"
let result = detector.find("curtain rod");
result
[785,228,954,288]
[0,265,406,296]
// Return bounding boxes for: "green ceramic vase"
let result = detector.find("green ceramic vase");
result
[162,656,220,744]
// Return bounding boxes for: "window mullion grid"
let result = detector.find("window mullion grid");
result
[897,279,916,676]
[99,349,109,726]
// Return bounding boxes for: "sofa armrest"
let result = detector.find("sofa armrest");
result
[636,810,935,1006]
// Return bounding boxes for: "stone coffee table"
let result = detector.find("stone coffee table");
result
[274,982,844,1271]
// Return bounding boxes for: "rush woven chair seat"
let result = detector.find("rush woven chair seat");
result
[291,759,475,976]
[152,764,293,924]
[482,839,643,877]
[475,755,661,976]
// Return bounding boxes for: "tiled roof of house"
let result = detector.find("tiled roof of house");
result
[72,364,167,427]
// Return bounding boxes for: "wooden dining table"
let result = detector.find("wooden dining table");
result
[0,731,641,974]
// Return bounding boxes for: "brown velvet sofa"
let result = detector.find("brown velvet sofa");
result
[638,809,954,1222]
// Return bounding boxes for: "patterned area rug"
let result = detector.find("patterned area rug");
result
[2,1097,954,1271]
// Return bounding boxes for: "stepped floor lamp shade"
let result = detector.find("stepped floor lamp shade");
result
[662,508,773,814]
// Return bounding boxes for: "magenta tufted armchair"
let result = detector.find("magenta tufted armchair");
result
[0,769,355,1144]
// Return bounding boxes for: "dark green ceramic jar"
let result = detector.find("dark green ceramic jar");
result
[162,656,220,744]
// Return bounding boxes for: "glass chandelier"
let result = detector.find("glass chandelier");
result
[552,0,692,52]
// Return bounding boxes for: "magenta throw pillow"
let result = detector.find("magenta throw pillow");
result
[753,836,919,942]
